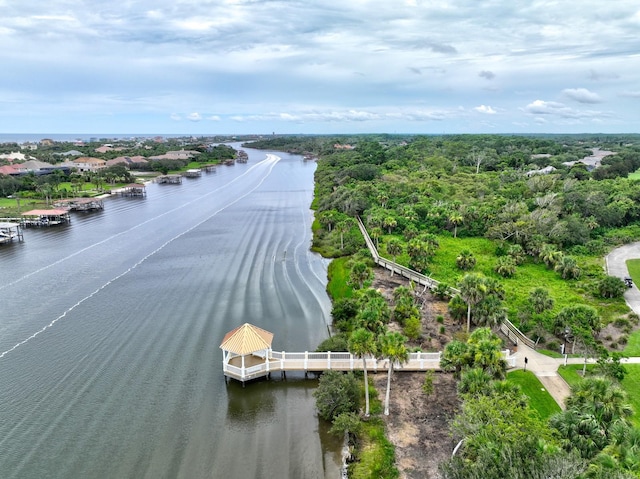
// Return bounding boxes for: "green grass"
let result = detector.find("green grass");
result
[327,257,354,300]
[624,330,640,356]
[557,364,587,389]
[626,259,640,285]
[621,365,640,427]
[379,233,628,327]
[507,370,561,419]
[628,171,640,180]
[537,349,564,358]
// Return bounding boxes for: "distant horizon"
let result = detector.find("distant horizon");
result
[0,131,639,144]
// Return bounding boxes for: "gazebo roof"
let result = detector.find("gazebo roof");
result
[220,323,274,355]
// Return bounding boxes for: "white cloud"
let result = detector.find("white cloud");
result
[1,0,639,133]
[562,88,602,104]
[474,105,497,114]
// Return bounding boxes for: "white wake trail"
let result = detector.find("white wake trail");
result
[0,155,278,293]
[0,154,281,360]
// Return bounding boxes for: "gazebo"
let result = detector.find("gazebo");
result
[220,323,274,383]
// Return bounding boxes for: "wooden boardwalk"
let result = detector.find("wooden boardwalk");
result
[223,350,516,383]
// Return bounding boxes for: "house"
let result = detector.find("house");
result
[0,165,19,176]
[70,157,107,172]
[149,150,200,161]
[106,156,148,167]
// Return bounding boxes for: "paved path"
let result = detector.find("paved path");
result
[511,242,640,409]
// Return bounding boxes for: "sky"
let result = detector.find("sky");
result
[1,0,639,135]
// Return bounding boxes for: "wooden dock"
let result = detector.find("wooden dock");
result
[0,222,24,243]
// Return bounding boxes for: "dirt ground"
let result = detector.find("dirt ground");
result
[370,268,461,478]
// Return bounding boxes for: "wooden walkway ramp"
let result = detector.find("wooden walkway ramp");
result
[223,350,516,383]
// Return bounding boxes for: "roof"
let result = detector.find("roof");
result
[220,323,274,355]
[22,209,69,216]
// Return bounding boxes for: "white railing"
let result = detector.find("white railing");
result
[224,348,516,381]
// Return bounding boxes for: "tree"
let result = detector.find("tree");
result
[456,250,476,271]
[555,255,581,279]
[598,276,627,299]
[348,261,373,289]
[383,216,397,234]
[385,238,403,276]
[458,273,488,333]
[494,255,517,277]
[407,238,431,273]
[540,244,563,269]
[529,287,554,314]
[378,331,409,415]
[448,211,464,238]
[313,371,360,421]
[348,328,377,416]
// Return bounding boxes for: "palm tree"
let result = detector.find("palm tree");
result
[555,256,581,279]
[370,226,382,249]
[349,261,372,289]
[456,250,476,271]
[540,244,563,269]
[383,216,397,234]
[458,273,488,333]
[386,238,403,276]
[567,377,634,428]
[529,287,554,314]
[448,212,464,238]
[348,328,377,417]
[494,255,517,277]
[378,331,409,415]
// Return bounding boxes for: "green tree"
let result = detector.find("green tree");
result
[313,371,360,422]
[598,276,627,299]
[348,328,377,417]
[378,331,409,415]
[448,211,464,238]
[555,255,581,279]
[456,250,476,271]
[458,273,488,333]
[348,261,373,289]
[385,238,403,275]
[494,255,517,277]
[528,287,554,314]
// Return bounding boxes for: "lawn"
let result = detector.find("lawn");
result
[628,171,640,180]
[379,233,628,326]
[327,257,355,300]
[507,370,561,419]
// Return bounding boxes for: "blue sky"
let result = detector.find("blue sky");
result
[1,0,639,135]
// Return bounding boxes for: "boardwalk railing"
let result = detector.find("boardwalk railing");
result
[356,215,535,348]
[223,350,517,382]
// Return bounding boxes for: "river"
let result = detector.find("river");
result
[0,146,342,478]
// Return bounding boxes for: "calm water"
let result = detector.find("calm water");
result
[0,146,341,478]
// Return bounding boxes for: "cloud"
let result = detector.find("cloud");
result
[474,105,497,114]
[562,88,602,103]
[170,113,182,121]
[479,70,495,80]
[187,112,202,122]
[620,91,640,98]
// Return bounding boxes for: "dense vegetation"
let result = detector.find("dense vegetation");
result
[251,133,640,478]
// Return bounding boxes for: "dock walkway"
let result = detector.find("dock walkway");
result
[222,349,516,383]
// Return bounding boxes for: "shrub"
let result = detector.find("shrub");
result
[598,276,627,299]
[495,256,517,278]
[314,371,360,421]
[439,326,446,335]
[404,316,422,340]
[436,315,445,324]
